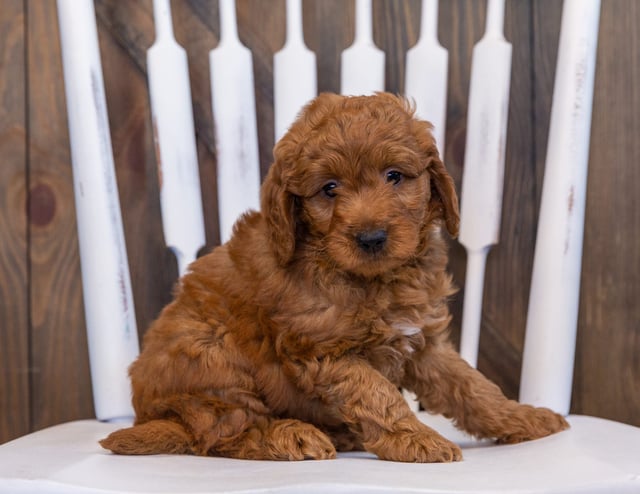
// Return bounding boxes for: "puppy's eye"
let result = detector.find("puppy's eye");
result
[385,170,403,185]
[322,181,338,198]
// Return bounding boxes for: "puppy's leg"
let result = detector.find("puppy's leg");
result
[216,417,336,461]
[173,397,335,460]
[100,419,194,455]
[102,394,335,460]
[292,358,462,462]
[319,423,364,452]
[405,343,569,443]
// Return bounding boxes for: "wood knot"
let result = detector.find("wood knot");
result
[29,183,56,227]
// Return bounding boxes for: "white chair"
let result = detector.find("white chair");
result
[1,0,638,493]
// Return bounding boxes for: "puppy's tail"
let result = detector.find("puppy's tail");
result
[100,420,193,455]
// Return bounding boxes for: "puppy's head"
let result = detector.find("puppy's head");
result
[261,93,459,277]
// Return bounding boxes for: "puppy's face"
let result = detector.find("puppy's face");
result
[262,93,459,277]
[291,123,433,278]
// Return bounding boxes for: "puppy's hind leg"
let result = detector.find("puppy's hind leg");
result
[216,417,337,461]
[320,423,364,453]
[100,419,194,455]
[102,394,336,461]
[174,395,336,460]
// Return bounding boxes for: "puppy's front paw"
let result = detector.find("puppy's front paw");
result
[373,430,462,463]
[270,420,337,460]
[496,405,569,444]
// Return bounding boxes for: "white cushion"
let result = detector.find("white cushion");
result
[0,414,638,493]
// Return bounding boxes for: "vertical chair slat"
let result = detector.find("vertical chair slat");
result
[56,0,139,421]
[210,0,261,243]
[340,0,385,95]
[274,0,317,142]
[405,0,448,155]
[520,0,601,415]
[147,0,206,276]
[458,0,512,368]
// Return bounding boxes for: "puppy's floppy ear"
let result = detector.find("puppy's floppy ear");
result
[261,159,297,265]
[429,154,460,237]
[261,93,345,264]
[408,115,460,237]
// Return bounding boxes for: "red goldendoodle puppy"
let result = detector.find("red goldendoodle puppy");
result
[101,93,568,462]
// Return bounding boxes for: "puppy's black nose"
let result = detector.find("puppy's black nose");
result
[356,229,387,254]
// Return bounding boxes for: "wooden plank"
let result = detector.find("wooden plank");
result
[572,0,640,426]
[303,0,352,93]
[0,0,29,444]
[374,0,421,93]
[27,0,94,430]
[532,0,562,196]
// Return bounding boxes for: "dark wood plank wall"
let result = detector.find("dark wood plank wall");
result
[0,0,638,444]
[0,0,29,443]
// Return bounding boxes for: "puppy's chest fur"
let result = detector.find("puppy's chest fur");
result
[269,263,450,385]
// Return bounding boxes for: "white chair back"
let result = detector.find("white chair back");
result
[62,0,600,423]
[57,0,138,422]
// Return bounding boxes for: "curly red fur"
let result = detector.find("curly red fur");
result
[100,93,568,462]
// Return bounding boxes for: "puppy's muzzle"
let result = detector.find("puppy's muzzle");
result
[356,229,388,254]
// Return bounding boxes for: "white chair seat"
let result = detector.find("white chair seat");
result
[1,414,638,494]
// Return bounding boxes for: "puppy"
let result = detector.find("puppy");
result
[101,93,568,462]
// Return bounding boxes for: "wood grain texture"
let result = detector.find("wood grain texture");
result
[1,0,639,445]
[0,0,29,443]
[26,0,94,430]
[303,0,352,94]
[572,0,640,425]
